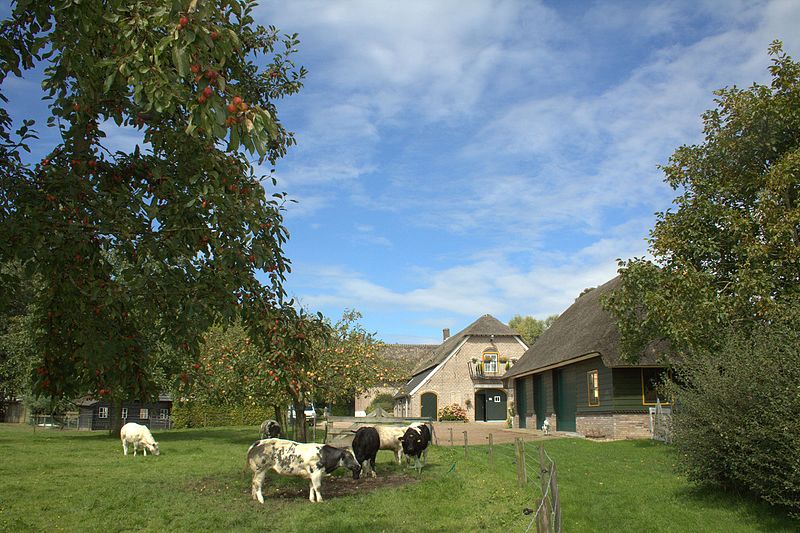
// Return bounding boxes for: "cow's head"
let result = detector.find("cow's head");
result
[146,441,160,456]
[400,427,424,456]
[320,445,362,479]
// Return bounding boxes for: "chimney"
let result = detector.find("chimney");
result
[442,328,450,341]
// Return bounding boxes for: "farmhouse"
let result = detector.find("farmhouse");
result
[393,315,528,422]
[502,277,671,439]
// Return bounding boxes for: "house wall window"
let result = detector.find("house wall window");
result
[121,408,128,419]
[483,351,498,373]
[641,368,669,405]
[159,409,169,420]
[139,408,149,419]
[98,407,109,419]
[587,370,600,406]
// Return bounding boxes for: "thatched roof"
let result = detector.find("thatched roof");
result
[394,314,523,399]
[502,277,668,380]
[411,314,521,375]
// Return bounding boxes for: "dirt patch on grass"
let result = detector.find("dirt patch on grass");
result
[190,471,416,502]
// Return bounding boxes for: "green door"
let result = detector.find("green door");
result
[533,374,545,429]
[421,392,438,420]
[553,369,576,432]
[515,379,527,428]
[475,392,486,422]
[485,389,507,421]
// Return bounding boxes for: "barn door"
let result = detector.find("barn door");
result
[515,379,527,428]
[553,369,576,432]
[421,392,438,420]
[533,374,545,429]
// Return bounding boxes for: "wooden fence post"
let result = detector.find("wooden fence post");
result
[539,445,552,532]
[488,433,494,467]
[449,427,453,447]
[550,461,561,532]
[463,430,468,459]
[515,438,526,487]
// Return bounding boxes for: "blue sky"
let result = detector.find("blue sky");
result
[5,1,800,344]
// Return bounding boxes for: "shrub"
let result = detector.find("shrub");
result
[438,403,467,422]
[667,320,800,513]
[171,402,274,429]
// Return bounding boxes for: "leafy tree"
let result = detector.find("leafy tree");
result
[508,314,558,346]
[605,41,800,360]
[0,1,305,433]
[605,42,800,511]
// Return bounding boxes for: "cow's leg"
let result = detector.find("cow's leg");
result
[422,448,428,466]
[395,448,402,465]
[133,443,138,456]
[310,470,324,502]
[251,469,267,504]
[415,455,422,474]
[370,455,377,478]
[143,445,147,456]
[122,440,128,456]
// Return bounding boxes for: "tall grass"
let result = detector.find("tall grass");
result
[0,424,796,532]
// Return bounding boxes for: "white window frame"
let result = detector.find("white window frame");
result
[98,407,109,419]
[121,407,128,420]
[139,408,149,419]
[483,352,498,373]
[159,409,169,420]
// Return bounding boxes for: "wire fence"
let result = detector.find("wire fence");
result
[445,432,561,533]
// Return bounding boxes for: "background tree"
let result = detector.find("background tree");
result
[508,314,558,346]
[605,42,800,512]
[313,309,405,408]
[0,1,305,434]
[606,42,799,359]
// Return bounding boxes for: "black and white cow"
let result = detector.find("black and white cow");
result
[351,426,380,478]
[259,419,281,439]
[401,423,432,473]
[246,438,361,503]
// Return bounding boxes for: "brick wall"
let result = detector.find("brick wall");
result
[576,413,652,439]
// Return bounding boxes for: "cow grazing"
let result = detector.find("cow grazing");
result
[352,426,380,478]
[259,419,281,439]
[247,438,361,503]
[401,424,432,473]
[120,422,160,457]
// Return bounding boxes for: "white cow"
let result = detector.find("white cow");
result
[120,422,160,456]
[247,438,361,503]
[542,418,551,436]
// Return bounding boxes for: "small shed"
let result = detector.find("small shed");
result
[76,394,173,431]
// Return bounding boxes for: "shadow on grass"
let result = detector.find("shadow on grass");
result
[674,484,799,529]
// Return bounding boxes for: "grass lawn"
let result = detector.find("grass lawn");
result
[0,424,796,532]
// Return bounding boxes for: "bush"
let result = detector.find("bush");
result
[171,402,274,429]
[438,403,468,422]
[668,320,800,513]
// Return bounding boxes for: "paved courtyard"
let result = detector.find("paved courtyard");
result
[432,421,562,446]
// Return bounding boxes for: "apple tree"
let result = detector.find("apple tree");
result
[0,0,305,433]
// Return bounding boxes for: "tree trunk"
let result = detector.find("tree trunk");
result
[291,397,307,442]
[108,398,124,438]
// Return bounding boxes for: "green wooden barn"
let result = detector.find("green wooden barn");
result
[502,277,671,439]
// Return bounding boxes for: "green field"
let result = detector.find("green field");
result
[0,424,795,532]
